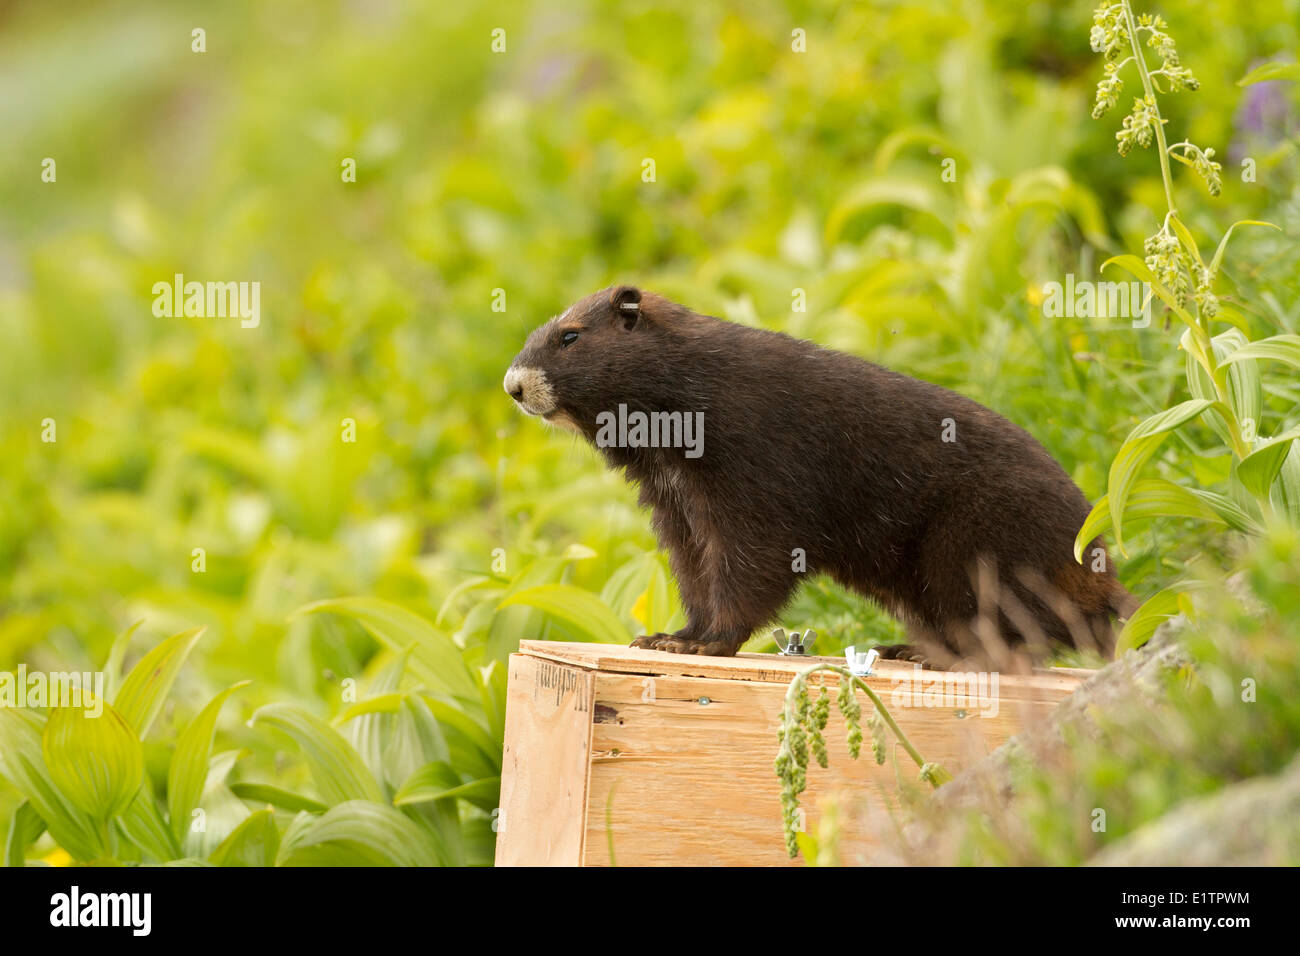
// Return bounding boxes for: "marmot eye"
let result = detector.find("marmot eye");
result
[561,330,580,347]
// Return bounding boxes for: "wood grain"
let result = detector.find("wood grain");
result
[518,639,1091,700]
[582,671,1071,865]
[494,653,596,866]
[497,642,1094,866]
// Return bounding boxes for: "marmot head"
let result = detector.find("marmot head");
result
[505,285,680,435]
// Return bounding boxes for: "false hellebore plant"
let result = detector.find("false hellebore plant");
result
[1079,2,1300,648]
[774,652,950,860]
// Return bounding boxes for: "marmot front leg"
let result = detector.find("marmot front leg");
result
[632,620,753,657]
[632,542,798,657]
[630,495,711,651]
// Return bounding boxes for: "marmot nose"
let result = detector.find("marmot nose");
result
[504,368,525,402]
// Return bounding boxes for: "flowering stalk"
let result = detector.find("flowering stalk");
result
[1090,2,1252,460]
[774,662,950,859]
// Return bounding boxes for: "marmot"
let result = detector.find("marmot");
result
[505,285,1137,665]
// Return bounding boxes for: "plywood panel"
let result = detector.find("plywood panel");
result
[494,654,595,866]
[582,669,1071,866]
[495,641,1093,866]
[518,640,1087,700]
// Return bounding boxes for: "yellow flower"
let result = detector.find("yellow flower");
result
[42,847,73,867]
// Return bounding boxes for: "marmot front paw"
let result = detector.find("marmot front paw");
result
[630,633,738,657]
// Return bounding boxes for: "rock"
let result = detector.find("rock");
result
[927,617,1193,814]
[890,617,1194,861]
[1090,754,1300,866]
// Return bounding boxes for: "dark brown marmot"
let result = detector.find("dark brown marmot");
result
[505,285,1137,665]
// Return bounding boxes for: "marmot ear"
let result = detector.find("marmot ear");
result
[610,285,642,330]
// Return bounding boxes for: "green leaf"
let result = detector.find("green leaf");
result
[103,619,144,702]
[1218,334,1300,371]
[346,646,412,791]
[1166,214,1204,271]
[1237,426,1300,500]
[381,697,464,865]
[182,426,274,484]
[335,692,405,724]
[150,858,215,867]
[296,597,477,701]
[1215,330,1261,432]
[1105,400,1222,555]
[636,558,676,633]
[485,556,573,661]
[168,681,250,842]
[42,696,144,819]
[113,626,205,739]
[561,542,599,561]
[228,782,327,814]
[117,784,181,862]
[872,126,963,174]
[1117,583,1209,652]
[435,574,497,628]
[393,762,500,811]
[1074,478,1263,560]
[5,802,44,867]
[1189,487,1264,535]
[1269,442,1300,524]
[381,693,450,793]
[420,695,500,768]
[248,703,385,806]
[602,551,677,635]
[209,809,279,867]
[794,829,820,864]
[498,584,631,644]
[277,801,440,867]
[825,177,952,244]
[445,729,501,783]
[478,658,507,746]
[1184,329,1261,451]
[1238,61,1300,85]
[0,709,103,860]
[1207,220,1279,275]
[205,749,245,791]
[1208,303,1254,337]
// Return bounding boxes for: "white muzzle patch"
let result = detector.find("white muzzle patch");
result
[504,366,558,417]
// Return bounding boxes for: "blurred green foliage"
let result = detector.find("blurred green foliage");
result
[1,0,1297,863]
[932,521,1300,865]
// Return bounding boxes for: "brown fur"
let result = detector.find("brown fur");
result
[506,285,1137,663]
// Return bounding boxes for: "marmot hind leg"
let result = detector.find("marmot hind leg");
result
[872,622,962,670]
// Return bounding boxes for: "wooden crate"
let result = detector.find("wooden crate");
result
[495,640,1091,866]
